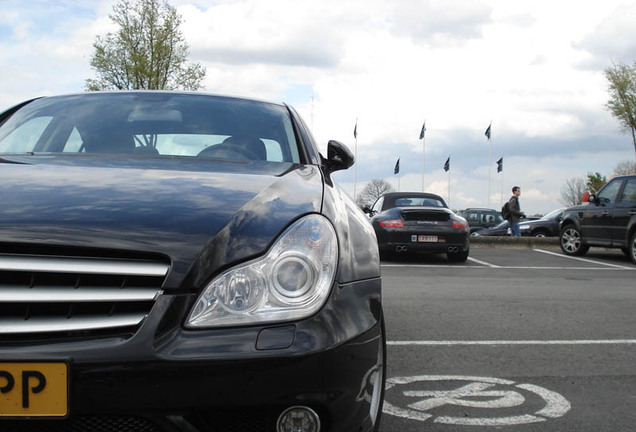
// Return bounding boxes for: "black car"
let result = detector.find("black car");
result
[519,208,565,237]
[0,92,386,432]
[471,220,510,236]
[367,192,470,262]
[560,175,636,264]
[457,208,505,233]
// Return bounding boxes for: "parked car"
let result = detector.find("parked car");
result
[457,208,504,233]
[367,192,470,262]
[471,220,510,236]
[560,175,636,264]
[519,208,565,237]
[0,92,386,432]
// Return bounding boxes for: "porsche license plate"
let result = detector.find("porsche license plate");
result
[417,235,438,242]
[0,362,68,417]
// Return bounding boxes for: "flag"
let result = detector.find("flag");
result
[485,124,491,140]
[419,122,426,140]
[353,122,357,139]
[496,157,503,173]
[444,157,450,172]
[394,158,400,174]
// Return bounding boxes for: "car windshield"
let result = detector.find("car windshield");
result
[0,93,301,163]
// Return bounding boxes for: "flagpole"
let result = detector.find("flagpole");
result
[421,121,426,192]
[353,118,358,200]
[486,122,492,208]
[448,168,451,208]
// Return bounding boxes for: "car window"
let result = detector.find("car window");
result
[618,178,636,203]
[0,116,53,153]
[597,178,623,204]
[466,212,479,222]
[372,196,384,213]
[0,94,300,163]
[392,197,444,207]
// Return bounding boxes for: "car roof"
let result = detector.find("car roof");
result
[33,90,287,109]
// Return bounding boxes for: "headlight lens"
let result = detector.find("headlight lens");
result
[186,214,338,327]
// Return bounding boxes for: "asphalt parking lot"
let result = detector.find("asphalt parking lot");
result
[378,245,636,432]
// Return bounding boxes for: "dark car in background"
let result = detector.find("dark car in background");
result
[367,192,470,262]
[519,208,565,237]
[0,92,386,432]
[471,220,510,236]
[457,208,504,233]
[560,175,636,264]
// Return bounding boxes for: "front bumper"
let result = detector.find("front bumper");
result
[0,278,383,432]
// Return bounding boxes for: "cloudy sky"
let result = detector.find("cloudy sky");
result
[1,0,636,214]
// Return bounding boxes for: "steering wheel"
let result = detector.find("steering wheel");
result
[197,144,261,161]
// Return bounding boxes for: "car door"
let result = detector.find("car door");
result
[611,177,636,247]
[581,178,624,245]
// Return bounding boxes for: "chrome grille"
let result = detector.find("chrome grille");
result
[0,254,168,336]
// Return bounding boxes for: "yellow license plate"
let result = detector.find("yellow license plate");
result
[0,362,68,417]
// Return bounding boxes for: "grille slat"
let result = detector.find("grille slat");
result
[0,287,160,302]
[0,254,168,338]
[0,255,168,276]
[0,314,148,334]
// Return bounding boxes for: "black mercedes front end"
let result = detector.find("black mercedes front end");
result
[0,92,385,432]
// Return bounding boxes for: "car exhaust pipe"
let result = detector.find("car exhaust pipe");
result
[395,245,408,252]
[447,246,459,253]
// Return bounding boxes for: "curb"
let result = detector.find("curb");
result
[469,236,559,248]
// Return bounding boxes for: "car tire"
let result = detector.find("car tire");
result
[533,230,548,237]
[628,231,636,265]
[368,313,386,432]
[560,225,589,256]
[447,248,469,263]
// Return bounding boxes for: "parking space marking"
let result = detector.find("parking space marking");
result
[466,257,500,268]
[381,263,629,270]
[534,248,635,270]
[383,375,571,426]
[387,339,636,346]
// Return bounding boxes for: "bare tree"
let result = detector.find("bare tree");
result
[86,0,206,91]
[612,160,636,176]
[560,177,587,207]
[604,62,636,160]
[356,179,394,209]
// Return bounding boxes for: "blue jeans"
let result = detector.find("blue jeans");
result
[510,221,521,237]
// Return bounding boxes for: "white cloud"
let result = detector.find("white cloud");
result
[1,0,635,215]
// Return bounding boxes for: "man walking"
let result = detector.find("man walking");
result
[508,186,526,237]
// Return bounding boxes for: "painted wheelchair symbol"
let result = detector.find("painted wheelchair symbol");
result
[383,375,571,426]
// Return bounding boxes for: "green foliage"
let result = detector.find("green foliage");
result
[604,62,636,158]
[86,0,206,91]
[586,172,606,194]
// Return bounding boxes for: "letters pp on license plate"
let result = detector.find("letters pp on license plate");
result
[0,362,68,417]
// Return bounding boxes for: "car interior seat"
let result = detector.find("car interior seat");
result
[82,131,135,154]
[197,135,267,161]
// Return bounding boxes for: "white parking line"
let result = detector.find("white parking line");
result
[387,339,636,346]
[533,248,635,270]
[467,257,500,268]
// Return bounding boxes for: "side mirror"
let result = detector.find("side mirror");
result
[362,206,374,215]
[587,194,599,205]
[323,140,354,174]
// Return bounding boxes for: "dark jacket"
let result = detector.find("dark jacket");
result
[508,196,525,222]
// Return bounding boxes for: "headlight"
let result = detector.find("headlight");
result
[186,214,338,327]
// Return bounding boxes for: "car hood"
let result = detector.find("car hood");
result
[0,156,323,288]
